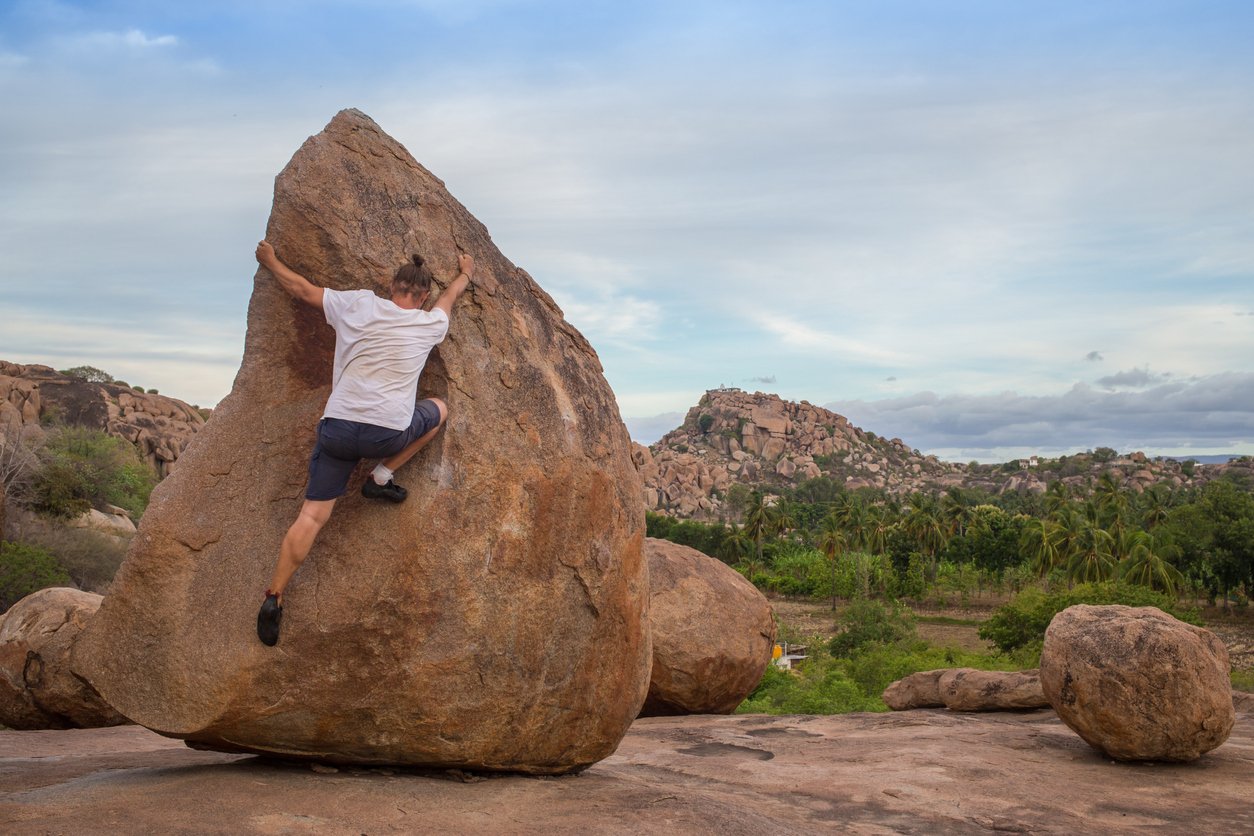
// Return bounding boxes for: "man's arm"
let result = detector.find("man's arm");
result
[432,252,474,318]
[256,241,324,309]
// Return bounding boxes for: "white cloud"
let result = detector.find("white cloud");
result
[827,373,1254,461]
[70,29,179,50]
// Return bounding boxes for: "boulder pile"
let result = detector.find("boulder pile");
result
[1040,604,1235,761]
[0,588,127,729]
[72,109,649,774]
[0,361,204,478]
[639,538,775,716]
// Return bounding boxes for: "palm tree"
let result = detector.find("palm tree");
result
[903,493,946,560]
[1140,484,1172,530]
[771,499,798,539]
[1094,471,1130,532]
[1117,531,1184,595]
[862,504,890,555]
[1043,481,1071,517]
[940,488,976,539]
[1065,523,1116,585]
[818,513,847,610]
[720,524,754,565]
[1020,516,1063,576]
[742,491,775,568]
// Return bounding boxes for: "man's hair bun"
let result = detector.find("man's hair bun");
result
[411,254,425,268]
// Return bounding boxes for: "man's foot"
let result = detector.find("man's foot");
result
[257,592,282,646]
[362,477,407,503]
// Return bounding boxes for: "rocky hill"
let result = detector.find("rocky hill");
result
[638,388,1252,519]
[0,361,205,477]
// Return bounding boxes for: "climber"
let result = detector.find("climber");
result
[254,240,473,646]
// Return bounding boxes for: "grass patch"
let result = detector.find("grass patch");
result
[914,614,983,627]
[1233,669,1254,692]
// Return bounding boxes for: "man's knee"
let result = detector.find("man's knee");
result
[430,397,449,427]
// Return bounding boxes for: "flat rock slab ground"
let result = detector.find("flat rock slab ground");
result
[3,708,1252,834]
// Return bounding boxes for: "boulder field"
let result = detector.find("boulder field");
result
[72,109,649,774]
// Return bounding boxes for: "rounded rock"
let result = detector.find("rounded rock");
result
[1040,604,1234,761]
[638,538,775,716]
[0,588,128,729]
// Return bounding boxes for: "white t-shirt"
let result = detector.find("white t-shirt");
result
[320,289,449,430]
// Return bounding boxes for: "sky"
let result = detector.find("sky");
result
[1,0,1251,462]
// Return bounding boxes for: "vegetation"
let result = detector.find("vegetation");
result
[648,475,1254,709]
[738,598,1023,715]
[647,476,1254,612]
[26,426,155,519]
[0,541,71,610]
[978,582,1199,656]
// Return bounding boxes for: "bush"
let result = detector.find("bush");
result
[20,526,128,593]
[979,582,1200,656]
[0,541,71,611]
[26,427,155,519]
[58,365,113,384]
[697,413,714,433]
[829,597,916,657]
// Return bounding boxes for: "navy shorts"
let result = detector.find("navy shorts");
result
[305,399,443,500]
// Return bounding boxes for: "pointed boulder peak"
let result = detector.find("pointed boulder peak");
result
[73,111,649,774]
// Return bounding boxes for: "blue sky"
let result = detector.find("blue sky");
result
[2,0,1251,461]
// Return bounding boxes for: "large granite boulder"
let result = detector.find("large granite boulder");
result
[73,110,649,774]
[883,668,1047,711]
[638,538,775,716]
[1040,605,1235,761]
[0,588,128,729]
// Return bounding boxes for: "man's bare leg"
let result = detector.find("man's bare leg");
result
[268,498,337,602]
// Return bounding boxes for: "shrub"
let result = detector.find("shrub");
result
[20,526,128,593]
[26,427,156,519]
[58,365,113,384]
[697,413,715,433]
[0,540,71,610]
[979,582,1200,656]
[829,597,916,657]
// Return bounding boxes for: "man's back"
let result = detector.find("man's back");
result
[321,288,449,430]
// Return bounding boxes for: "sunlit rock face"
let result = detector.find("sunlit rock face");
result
[74,109,649,774]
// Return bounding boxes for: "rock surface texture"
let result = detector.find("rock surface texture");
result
[0,588,127,730]
[638,538,775,716]
[1040,604,1235,762]
[5,708,1254,834]
[73,110,649,774]
[883,668,1047,711]
[0,361,205,479]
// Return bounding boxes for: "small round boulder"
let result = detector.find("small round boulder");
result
[638,538,776,716]
[1040,604,1234,761]
[0,587,128,729]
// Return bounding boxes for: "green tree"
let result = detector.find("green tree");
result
[818,513,848,610]
[0,541,72,610]
[58,365,114,384]
[1116,530,1184,595]
[27,426,156,519]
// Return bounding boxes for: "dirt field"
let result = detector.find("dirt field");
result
[768,595,1254,667]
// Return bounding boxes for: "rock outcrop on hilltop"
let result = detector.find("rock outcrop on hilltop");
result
[0,362,205,478]
[73,110,649,774]
[640,388,1246,519]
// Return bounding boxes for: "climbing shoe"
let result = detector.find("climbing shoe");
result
[362,477,407,503]
[257,592,282,646]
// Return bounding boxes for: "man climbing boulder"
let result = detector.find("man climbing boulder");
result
[254,242,472,646]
